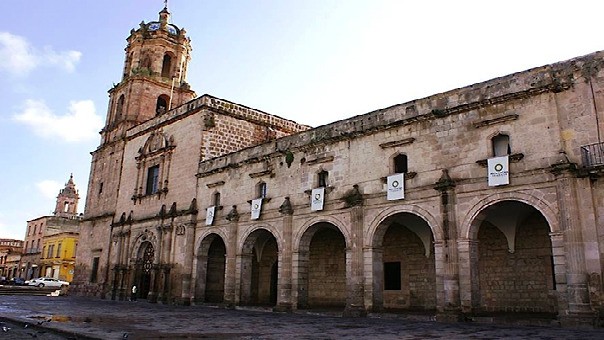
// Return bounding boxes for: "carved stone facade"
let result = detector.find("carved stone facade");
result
[73,6,604,327]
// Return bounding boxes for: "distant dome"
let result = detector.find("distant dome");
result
[146,21,179,35]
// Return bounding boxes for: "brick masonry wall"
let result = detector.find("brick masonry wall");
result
[478,212,555,313]
[307,228,347,307]
[382,225,437,310]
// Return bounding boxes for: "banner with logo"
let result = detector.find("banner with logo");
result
[206,206,216,225]
[387,173,405,200]
[311,187,325,211]
[251,198,263,220]
[488,155,509,186]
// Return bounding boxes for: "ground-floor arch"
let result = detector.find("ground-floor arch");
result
[297,222,347,308]
[370,212,436,311]
[195,234,227,303]
[239,228,279,306]
[133,241,154,300]
[471,200,556,313]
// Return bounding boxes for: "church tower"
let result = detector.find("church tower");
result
[84,5,196,218]
[53,174,79,218]
[100,5,196,145]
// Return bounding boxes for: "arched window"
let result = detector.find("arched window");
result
[115,95,125,121]
[492,134,511,157]
[156,95,168,115]
[393,154,408,173]
[161,54,172,78]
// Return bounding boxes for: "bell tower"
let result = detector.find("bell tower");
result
[54,174,79,218]
[100,5,196,145]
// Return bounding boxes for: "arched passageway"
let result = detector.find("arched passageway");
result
[297,222,347,308]
[195,234,227,303]
[240,229,279,306]
[473,201,556,313]
[372,213,436,311]
[134,241,154,299]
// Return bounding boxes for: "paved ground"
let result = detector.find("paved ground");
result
[1,296,603,339]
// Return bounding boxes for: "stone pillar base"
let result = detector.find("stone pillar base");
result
[343,305,367,317]
[436,311,464,323]
[176,297,191,306]
[273,303,293,313]
[559,313,596,328]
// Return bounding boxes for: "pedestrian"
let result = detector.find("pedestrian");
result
[131,285,137,301]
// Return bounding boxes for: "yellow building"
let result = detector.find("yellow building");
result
[40,232,78,282]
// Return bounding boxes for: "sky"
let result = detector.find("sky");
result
[1,0,603,240]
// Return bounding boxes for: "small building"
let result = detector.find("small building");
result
[40,232,78,282]
[0,239,23,280]
[20,175,81,280]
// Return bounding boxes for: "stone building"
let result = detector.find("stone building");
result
[0,239,23,280]
[20,175,81,280]
[73,6,604,326]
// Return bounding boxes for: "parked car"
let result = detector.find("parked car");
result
[8,277,26,286]
[25,277,69,288]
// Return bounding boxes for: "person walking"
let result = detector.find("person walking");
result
[131,285,137,301]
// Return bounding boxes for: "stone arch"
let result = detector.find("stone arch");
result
[130,228,159,261]
[295,219,349,309]
[366,204,442,245]
[461,191,559,240]
[161,51,175,78]
[367,209,437,312]
[156,95,169,115]
[238,223,283,253]
[464,199,558,313]
[195,232,227,303]
[294,215,351,252]
[239,226,280,306]
[132,240,156,300]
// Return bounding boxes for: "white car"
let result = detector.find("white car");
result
[25,277,69,288]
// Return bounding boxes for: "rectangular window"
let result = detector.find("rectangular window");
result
[145,165,160,195]
[318,170,328,188]
[258,182,267,198]
[384,262,401,290]
[56,243,62,258]
[90,257,100,283]
[47,245,54,258]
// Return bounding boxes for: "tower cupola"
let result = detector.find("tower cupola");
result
[54,174,80,218]
[100,4,196,145]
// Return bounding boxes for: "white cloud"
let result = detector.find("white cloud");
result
[36,180,62,200]
[13,99,103,142]
[0,31,81,76]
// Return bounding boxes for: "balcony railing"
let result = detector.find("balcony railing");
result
[581,142,604,167]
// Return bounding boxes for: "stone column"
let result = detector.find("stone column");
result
[365,247,383,312]
[275,197,294,312]
[551,161,595,326]
[433,170,462,321]
[154,224,165,303]
[181,221,197,305]
[344,199,367,317]
[224,205,240,308]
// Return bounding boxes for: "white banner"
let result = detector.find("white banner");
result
[206,206,216,225]
[311,187,325,211]
[387,173,405,200]
[251,198,262,220]
[488,155,509,186]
